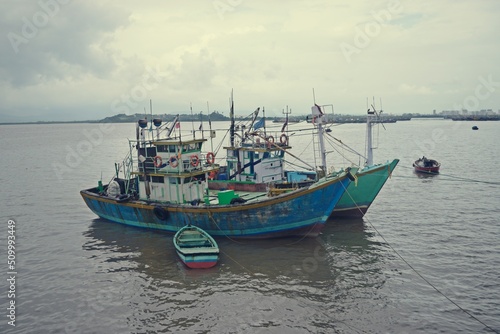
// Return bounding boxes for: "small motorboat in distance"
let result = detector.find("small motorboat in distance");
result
[174,225,219,269]
[413,156,440,174]
[472,125,479,130]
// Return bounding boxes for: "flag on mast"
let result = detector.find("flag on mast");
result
[253,118,265,130]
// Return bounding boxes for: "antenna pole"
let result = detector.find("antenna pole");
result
[190,103,195,139]
[207,101,214,152]
[230,90,235,147]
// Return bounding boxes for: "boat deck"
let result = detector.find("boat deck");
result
[206,190,269,204]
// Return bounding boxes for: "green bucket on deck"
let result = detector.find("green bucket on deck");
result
[217,190,239,205]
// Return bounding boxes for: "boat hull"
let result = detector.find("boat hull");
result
[174,225,219,269]
[175,251,218,269]
[81,173,352,239]
[413,165,440,173]
[330,159,399,219]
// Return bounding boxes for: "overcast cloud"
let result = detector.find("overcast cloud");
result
[1,0,499,122]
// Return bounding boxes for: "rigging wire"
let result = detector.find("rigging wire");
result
[339,185,499,333]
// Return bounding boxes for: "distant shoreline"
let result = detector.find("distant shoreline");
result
[1,113,499,125]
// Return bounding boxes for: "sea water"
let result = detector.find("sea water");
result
[0,119,499,333]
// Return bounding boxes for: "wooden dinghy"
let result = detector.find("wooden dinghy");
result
[173,225,219,269]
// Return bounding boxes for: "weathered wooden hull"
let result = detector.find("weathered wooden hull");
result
[413,165,440,173]
[175,251,218,269]
[80,172,352,239]
[330,159,399,219]
[174,225,219,268]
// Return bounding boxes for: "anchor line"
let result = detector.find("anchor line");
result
[339,170,498,332]
[336,170,498,333]
[363,213,499,333]
[207,210,243,244]
[397,165,500,185]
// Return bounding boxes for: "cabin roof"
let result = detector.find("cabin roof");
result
[223,145,291,152]
[152,138,207,145]
[132,167,219,178]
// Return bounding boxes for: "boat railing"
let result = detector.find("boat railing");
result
[125,139,218,177]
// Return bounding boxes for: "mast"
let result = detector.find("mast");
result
[229,90,235,147]
[366,97,384,167]
[366,106,375,166]
[312,104,327,175]
[282,105,290,133]
[207,102,214,152]
[262,107,267,139]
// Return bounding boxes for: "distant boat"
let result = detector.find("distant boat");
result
[173,225,219,269]
[413,156,440,174]
[472,126,479,130]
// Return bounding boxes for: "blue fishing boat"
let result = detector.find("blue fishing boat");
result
[80,107,355,239]
[174,225,219,269]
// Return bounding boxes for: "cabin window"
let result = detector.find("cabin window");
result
[151,176,165,183]
[156,145,168,152]
[138,147,157,158]
[169,178,178,185]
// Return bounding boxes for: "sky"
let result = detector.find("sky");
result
[1,0,500,122]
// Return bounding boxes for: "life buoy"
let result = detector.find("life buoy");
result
[153,206,169,221]
[153,155,163,168]
[267,135,275,144]
[169,156,179,168]
[280,134,288,145]
[206,152,215,164]
[190,155,200,167]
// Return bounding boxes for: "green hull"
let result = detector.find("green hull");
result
[330,159,399,218]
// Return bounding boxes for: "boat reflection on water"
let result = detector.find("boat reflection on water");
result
[414,170,440,180]
[82,217,391,332]
[83,217,385,282]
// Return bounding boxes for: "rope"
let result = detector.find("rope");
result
[397,165,500,185]
[207,210,244,244]
[364,213,499,333]
[337,182,498,332]
[314,161,499,332]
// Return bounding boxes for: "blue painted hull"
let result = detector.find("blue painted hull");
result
[80,174,352,239]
